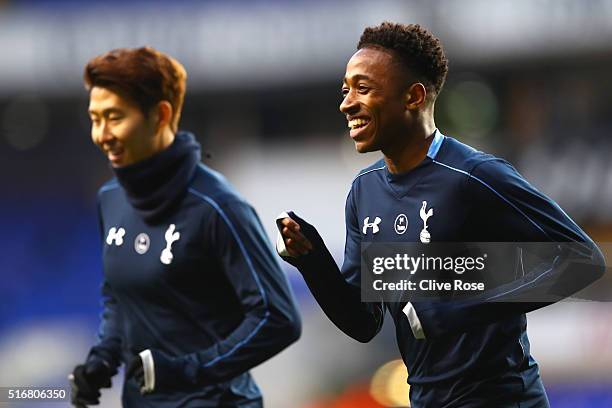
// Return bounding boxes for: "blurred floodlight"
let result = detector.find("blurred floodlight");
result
[370,359,410,407]
[2,94,48,151]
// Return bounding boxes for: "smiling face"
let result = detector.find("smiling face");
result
[340,47,413,153]
[88,86,159,167]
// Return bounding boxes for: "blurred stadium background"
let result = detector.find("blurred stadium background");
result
[1,0,612,406]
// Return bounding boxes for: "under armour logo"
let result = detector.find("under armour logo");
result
[419,201,434,244]
[160,224,180,265]
[106,227,126,246]
[362,216,382,235]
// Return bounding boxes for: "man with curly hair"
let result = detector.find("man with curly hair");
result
[277,22,604,407]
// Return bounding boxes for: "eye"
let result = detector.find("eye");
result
[357,84,370,94]
[341,87,349,98]
[108,115,123,122]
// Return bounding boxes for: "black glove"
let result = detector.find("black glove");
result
[126,349,195,394]
[69,358,113,407]
[276,211,328,268]
[126,354,145,391]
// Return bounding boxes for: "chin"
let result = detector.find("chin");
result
[109,158,128,168]
[354,140,378,154]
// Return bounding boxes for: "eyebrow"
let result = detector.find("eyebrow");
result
[88,108,124,117]
[342,74,374,85]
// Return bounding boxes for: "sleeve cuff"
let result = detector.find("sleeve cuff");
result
[402,302,426,339]
[139,349,155,394]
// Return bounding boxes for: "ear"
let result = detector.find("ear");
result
[154,101,174,131]
[405,82,427,110]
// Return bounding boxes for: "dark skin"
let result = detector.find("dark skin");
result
[280,46,437,256]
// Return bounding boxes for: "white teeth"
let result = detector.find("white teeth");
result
[348,118,369,130]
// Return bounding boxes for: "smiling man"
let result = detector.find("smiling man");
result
[276,22,604,407]
[69,47,301,407]
[88,86,174,167]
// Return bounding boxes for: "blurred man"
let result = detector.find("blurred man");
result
[69,47,301,407]
[277,22,604,407]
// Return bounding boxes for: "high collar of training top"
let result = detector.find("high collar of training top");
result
[113,131,201,223]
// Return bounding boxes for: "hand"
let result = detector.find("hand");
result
[126,349,193,394]
[279,216,313,257]
[126,354,146,393]
[68,359,113,407]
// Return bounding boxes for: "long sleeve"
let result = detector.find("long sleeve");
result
[278,190,384,343]
[88,199,123,370]
[410,159,606,338]
[175,199,301,384]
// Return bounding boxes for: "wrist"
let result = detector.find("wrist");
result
[87,347,119,374]
[142,349,195,393]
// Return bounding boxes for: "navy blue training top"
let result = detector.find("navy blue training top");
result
[93,161,301,405]
[344,130,602,378]
[283,130,604,407]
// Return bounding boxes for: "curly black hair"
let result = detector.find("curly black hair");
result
[358,22,448,96]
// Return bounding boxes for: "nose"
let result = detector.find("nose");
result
[339,90,359,115]
[92,120,114,146]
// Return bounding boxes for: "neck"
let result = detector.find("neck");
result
[112,131,201,222]
[156,127,175,153]
[383,117,436,174]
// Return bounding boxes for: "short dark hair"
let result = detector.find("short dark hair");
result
[358,22,448,96]
[84,47,187,132]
